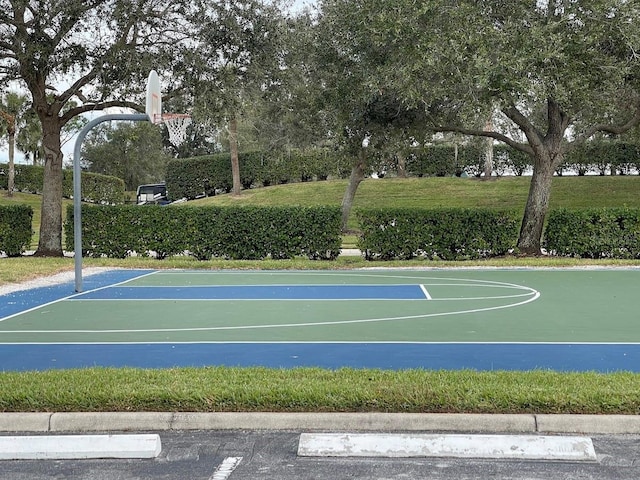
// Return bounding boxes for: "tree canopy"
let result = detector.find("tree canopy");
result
[82,121,171,191]
[318,0,640,252]
[0,0,193,255]
[2,0,639,256]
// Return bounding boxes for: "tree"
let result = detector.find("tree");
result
[0,0,191,255]
[190,0,285,196]
[315,1,428,230]
[322,0,640,254]
[82,122,171,190]
[15,107,43,165]
[0,91,28,196]
[11,99,87,167]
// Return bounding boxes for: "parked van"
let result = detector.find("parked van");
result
[136,183,168,205]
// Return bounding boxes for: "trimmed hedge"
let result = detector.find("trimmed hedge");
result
[65,204,342,260]
[0,205,33,257]
[165,149,352,200]
[357,208,519,260]
[404,142,640,177]
[0,163,125,204]
[545,208,640,258]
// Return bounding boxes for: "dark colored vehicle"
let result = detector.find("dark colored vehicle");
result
[136,183,168,205]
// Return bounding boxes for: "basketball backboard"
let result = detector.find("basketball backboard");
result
[146,70,162,124]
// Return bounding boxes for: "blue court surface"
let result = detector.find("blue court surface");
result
[1,268,639,372]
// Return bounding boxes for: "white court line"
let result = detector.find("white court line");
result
[209,457,242,480]
[2,341,640,346]
[0,270,157,324]
[0,289,540,334]
[419,284,432,300]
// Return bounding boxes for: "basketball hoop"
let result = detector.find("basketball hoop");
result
[146,70,192,147]
[160,113,192,147]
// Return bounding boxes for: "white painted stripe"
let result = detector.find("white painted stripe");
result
[297,433,597,461]
[0,434,161,460]
[419,284,432,300]
[4,341,639,345]
[0,270,157,324]
[0,289,540,335]
[209,456,243,480]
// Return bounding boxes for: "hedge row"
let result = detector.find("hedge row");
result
[356,208,520,260]
[545,208,640,258]
[406,142,640,177]
[0,205,33,257]
[0,163,125,204]
[565,142,640,175]
[62,204,640,260]
[166,150,352,200]
[64,205,342,260]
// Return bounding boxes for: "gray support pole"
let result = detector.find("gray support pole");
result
[73,113,149,292]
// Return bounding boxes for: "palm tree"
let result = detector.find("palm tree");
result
[0,92,29,197]
[16,108,44,166]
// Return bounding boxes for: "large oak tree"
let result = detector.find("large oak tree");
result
[320,0,640,254]
[0,0,191,255]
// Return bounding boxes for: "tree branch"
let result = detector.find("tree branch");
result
[432,124,533,155]
[577,100,640,141]
[60,100,143,124]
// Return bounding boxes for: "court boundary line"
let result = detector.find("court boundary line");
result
[0,289,540,334]
[0,270,158,324]
[67,292,536,302]
[1,341,640,346]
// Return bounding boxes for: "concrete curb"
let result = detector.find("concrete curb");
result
[297,433,598,461]
[1,413,639,434]
[0,434,161,460]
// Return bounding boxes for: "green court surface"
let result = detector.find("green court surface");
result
[1,269,637,344]
[1,268,639,371]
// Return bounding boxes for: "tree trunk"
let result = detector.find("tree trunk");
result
[396,151,407,178]
[516,158,555,255]
[7,131,15,197]
[229,115,241,196]
[507,98,569,256]
[340,149,367,231]
[483,116,493,179]
[34,117,64,257]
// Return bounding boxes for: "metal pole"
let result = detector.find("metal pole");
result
[73,113,149,292]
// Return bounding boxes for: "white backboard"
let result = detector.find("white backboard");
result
[145,70,162,124]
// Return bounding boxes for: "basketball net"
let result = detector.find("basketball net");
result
[160,113,192,147]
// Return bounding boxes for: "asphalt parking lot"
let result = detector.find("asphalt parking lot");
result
[1,430,640,480]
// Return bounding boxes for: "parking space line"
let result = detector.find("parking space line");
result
[209,456,243,480]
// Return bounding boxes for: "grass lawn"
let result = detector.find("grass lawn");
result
[191,175,640,211]
[1,368,639,414]
[1,177,640,414]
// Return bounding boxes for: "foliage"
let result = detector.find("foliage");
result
[0,204,32,256]
[545,208,640,259]
[165,149,351,200]
[187,0,286,194]
[0,164,124,204]
[0,0,195,255]
[190,0,285,119]
[323,0,640,254]
[81,122,171,191]
[64,204,342,260]
[357,208,519,260]
[565,141,640,176]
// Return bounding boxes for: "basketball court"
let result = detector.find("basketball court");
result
[1,268,639,372]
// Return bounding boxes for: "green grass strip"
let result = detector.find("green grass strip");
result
[1,368,639,414]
